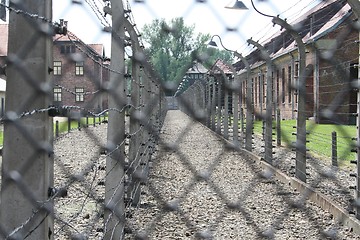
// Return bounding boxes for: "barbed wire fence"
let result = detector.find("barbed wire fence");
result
[0,0,360,239]
[0,0,167,239]
[179,0,360,236]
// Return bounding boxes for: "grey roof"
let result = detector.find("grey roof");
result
[234,0,352,71]
[186,62,208,74]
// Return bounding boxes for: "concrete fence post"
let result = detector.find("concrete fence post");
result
[347,0,360,220]
[216,77,222,134]
[240,107,244,143]
[104,0,126,238]
[276,108,281,146]
[232,84,239,145]
[140,69,151,187]
[206,78,212,128]
[224,81,229,139]
[0,0,54,238]
[124,18,142,207]
[248,39,273,164]
[211,78,216,131]
[272,16,307,182]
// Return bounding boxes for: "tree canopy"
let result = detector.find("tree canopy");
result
[141,17,232,94]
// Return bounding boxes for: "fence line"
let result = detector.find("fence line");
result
[0,0,167,239]
[178,0,360,231]
[0,0,360,239]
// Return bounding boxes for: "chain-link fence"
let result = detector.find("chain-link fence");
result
[0,0,360,239]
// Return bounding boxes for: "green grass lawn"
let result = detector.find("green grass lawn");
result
[253,119,356,164]
[0,116,108,147]
[0,116,356,166]
[54,116,108,136]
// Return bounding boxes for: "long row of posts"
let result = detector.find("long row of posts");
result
[178,0,360,222]
[0,1,166,239]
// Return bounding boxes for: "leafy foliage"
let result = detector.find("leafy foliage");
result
[141,17,232,95]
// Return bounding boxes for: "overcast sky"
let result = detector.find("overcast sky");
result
[53,0,322,57]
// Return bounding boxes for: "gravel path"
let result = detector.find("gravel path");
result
[124,111,359,239]
[251,130,355,213]
[54,123,107,239]
[47,110,360,239]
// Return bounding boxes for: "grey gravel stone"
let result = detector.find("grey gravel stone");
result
[51,111,360,239]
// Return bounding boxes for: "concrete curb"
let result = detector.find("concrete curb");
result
[187,113,360,235]
[241,149,360,235]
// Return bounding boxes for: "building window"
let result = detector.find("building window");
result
[75,61,84,76]
[60,45,76,54]
[75,87,84,102]
[282,68,285,103]
[258,75,261,104]
[295,63,299,103]
[262,74,265,104]
[254,77,257,105]
[53,61,62,75]
[288,66,292,103]
[53,87,62,102]
[276,70,280,105]
[271,71,274,103]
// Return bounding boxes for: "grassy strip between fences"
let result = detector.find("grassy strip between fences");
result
[0,116,108,147]
[223,116,356,165]
[0,117,355,164]
[54,116,108,137]
[252,119,356,164]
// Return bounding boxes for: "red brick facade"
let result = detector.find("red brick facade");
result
[0,24,110,116]
[235,0,359,124]
[53,34,110,115]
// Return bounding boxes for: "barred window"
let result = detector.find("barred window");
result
[75,87,84,102]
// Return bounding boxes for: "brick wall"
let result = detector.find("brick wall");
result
[317,21,359,124]
[53,41,108,115]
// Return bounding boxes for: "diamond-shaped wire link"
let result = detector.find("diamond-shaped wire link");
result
[0,0,360,239]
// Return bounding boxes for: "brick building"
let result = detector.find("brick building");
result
[209,59,234,112]
[53,32,110,114]
[234,0,359,124]
[0,23,110,115]
[0,24,7,78]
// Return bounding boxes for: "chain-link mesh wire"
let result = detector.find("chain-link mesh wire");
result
[0,0,360,239]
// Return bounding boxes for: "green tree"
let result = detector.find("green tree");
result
[141,17,232,95]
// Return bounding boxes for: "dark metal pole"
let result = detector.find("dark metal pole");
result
[331,131,338,167]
